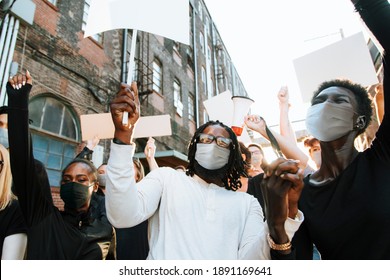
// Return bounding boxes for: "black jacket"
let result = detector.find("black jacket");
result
[7,83,114,260]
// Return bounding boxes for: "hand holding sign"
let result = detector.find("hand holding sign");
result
[110,82,140,144]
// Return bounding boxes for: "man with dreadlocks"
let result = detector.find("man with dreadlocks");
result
[105,82,304,259]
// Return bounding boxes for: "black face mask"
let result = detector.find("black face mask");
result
[60,182,93,209]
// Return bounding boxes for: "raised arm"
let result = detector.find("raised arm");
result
[278,86,297,144]
[106,83,162,228]
[6,71,54,226]
[244,115,309,169]
[144,137,159,171]
[352,0,390,153]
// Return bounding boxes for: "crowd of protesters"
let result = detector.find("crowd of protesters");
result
[1,0,389,260]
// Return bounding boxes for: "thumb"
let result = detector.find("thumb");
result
[26,70,33,85]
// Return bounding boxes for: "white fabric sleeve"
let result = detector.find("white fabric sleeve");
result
[2,233,27,260]
[238,197,270,259]
[285,210,304,241]
[106,142,163,228]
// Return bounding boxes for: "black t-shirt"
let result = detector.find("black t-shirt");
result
[0,200,27,257]
[293,0,390,260]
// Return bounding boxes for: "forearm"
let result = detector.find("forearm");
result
[146,157,159,171]
[106,142,141,227]
[261,128,309,168]
[7,84,34,208]
[279,104,297,144]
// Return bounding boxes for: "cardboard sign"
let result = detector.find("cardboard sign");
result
[293,32,378,103]
[84,0,189,45]
[80,113,172,140]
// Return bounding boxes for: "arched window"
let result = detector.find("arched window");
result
[29,95,80,186]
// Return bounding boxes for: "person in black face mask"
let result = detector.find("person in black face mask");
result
[6,71,114,259]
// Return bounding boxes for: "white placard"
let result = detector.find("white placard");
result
[84,0,189,45]
[293,32,378,103]
[80,113,172,140]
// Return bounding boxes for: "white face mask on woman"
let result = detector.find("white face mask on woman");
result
[305,102,355,142]
[195,143,230,170]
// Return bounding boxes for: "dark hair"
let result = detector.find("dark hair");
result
[0,106,8,115]
[186,120,245,191]
[238,141,251,174]
[311,79,373,135]
[303,136,320,148]
[61,158,98,183]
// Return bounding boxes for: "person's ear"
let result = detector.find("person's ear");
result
[93,181,98,192]
[355,115,366,130]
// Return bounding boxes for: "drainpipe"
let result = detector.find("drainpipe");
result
[210,20,219,96]
[192,5,200,128]
[0,14,19,105]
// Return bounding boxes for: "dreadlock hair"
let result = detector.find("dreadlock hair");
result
[311,79,373,136]
[186,120,246,191]
[61,158,98,184]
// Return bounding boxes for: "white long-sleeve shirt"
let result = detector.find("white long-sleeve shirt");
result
[106,142,303,260]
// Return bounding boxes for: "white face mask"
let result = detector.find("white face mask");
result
[195,143,230,170]
[97,173,107,187]
[311,150,321,168]
[305,102,355,142]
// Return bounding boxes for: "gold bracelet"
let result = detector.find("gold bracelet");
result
[267,234,292,251]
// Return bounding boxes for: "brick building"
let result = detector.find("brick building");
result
[0,0,250,207]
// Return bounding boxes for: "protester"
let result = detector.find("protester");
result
[97,163,108,196]
[237,141,252,192]
[0,106,8,149]
[105,82,304,259]
[303,136,321,170]
[292,0,390,259]
[6,71,114,259]
[0,144,27,259]
[247,143,266,177]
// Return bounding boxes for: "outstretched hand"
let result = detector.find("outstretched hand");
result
[110,82,140,144]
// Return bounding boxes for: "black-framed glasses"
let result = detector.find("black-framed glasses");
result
[0,160,3,165]
[198,133,232,149]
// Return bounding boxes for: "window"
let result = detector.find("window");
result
[203,109,209,124]
[173,41,180,53]
[46,0,57,5]
[82,0,103,43]
[198,2,203,20]
[199,32,205,54]
[29,96,80,187]
[207,45,212,61]
[201,66,206,91]
[188,93,195,121]
[204,17,209,36]
[209,77,214,97]
[173,79,183,116]
[152,59,163,94]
